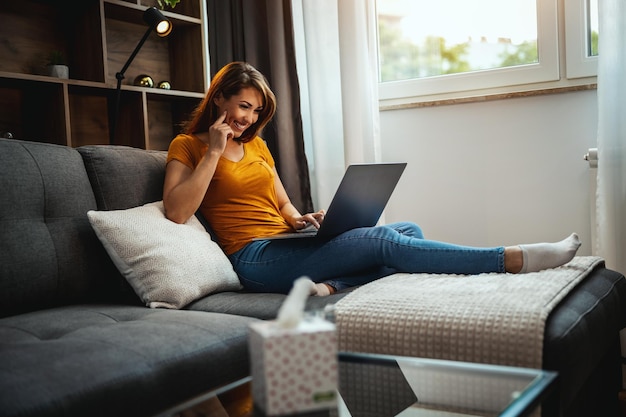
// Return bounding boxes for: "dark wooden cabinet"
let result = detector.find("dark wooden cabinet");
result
[0,0,207,150]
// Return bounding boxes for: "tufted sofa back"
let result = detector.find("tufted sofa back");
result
[0,139,168,317]
[77,145,166,211]
[0,139,108,316]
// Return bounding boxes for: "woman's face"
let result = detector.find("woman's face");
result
[214,87,264,139]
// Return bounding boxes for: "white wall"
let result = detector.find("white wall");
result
[379,89,598,253]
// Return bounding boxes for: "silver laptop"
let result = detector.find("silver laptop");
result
[254,162,407,241]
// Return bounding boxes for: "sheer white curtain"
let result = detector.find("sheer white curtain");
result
[292,0,380,209]
[336,0,381,165]
[596,0,626,388]
[596,0,626,275]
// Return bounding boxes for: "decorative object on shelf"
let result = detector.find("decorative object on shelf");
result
[157,80,171,90]
[111,7,172,143]
[157,0,181,9]
[46,50,69,79]
[134,74,155,88]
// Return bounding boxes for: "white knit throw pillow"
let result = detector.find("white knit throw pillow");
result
[87,201,241,309]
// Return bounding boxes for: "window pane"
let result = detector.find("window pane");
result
[588,0,598,56]
[377,0,539,83]
[564,0,597,79]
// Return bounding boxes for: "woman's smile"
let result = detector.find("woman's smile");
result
[232,119,248,133]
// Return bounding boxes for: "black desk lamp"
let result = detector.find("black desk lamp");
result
[111,7,172,143]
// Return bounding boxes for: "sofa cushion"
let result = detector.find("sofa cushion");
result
[0,139,123,317]
[77,145,167,211]
[87,201,242,309]
[187,289,352,319]
[0,305,258,417]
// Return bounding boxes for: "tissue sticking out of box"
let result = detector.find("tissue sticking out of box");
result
[276,277,314,329]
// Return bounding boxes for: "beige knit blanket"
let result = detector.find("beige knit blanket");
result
[334,256,604,369]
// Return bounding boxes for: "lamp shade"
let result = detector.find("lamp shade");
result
[143,7,172,37]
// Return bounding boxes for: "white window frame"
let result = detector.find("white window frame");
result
[378,0,559,103]
[565,0,598,79]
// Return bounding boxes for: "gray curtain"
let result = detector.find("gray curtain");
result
[206,0,313,213]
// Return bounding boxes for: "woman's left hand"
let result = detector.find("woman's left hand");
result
[292,209,325,230]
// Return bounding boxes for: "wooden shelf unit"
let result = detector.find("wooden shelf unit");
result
[0,0,208,150]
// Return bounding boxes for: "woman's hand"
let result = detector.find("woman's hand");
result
[291,209,325,230]
[205,111,233,155]
[274,167,325,231]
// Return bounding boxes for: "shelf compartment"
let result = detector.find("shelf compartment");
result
[169,23,206,93]
[0,0,104,83]
[104,1,205,93]
[0,77,68,146]
[145,93,200,150]
[105,17,172,88]
[109,89,146,148]
[68,85,113,147]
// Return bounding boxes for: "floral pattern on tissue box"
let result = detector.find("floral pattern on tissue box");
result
[249,317,338,415]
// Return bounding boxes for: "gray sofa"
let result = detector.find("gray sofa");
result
[0,138,344,417]
[1,137,625,417]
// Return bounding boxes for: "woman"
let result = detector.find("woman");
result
[163,61,581,295]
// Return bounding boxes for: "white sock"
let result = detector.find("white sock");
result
[307,280,318,296]
[312,283,332,297]
[519,233,581,273]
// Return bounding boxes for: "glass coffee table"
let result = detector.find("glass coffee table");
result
[332,352,556,417]
[158,351,557,417]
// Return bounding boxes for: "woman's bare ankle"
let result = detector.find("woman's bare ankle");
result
[504,246,523,274]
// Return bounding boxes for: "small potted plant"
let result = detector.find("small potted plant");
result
[157,0,180,9]
[46,50,69,79]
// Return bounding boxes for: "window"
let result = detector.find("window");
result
[565,0,598,79]
[378,0,539,82]
[377,0,596,103]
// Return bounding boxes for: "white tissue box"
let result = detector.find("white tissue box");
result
[249,315,338,415]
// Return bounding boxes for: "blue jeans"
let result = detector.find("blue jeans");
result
[228,222,505,293]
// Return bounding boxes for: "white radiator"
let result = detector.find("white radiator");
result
[584,148,598,255]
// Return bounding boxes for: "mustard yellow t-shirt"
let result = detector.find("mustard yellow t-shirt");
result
[166,134,292,254]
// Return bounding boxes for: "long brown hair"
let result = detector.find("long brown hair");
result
[182,62,277,143]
